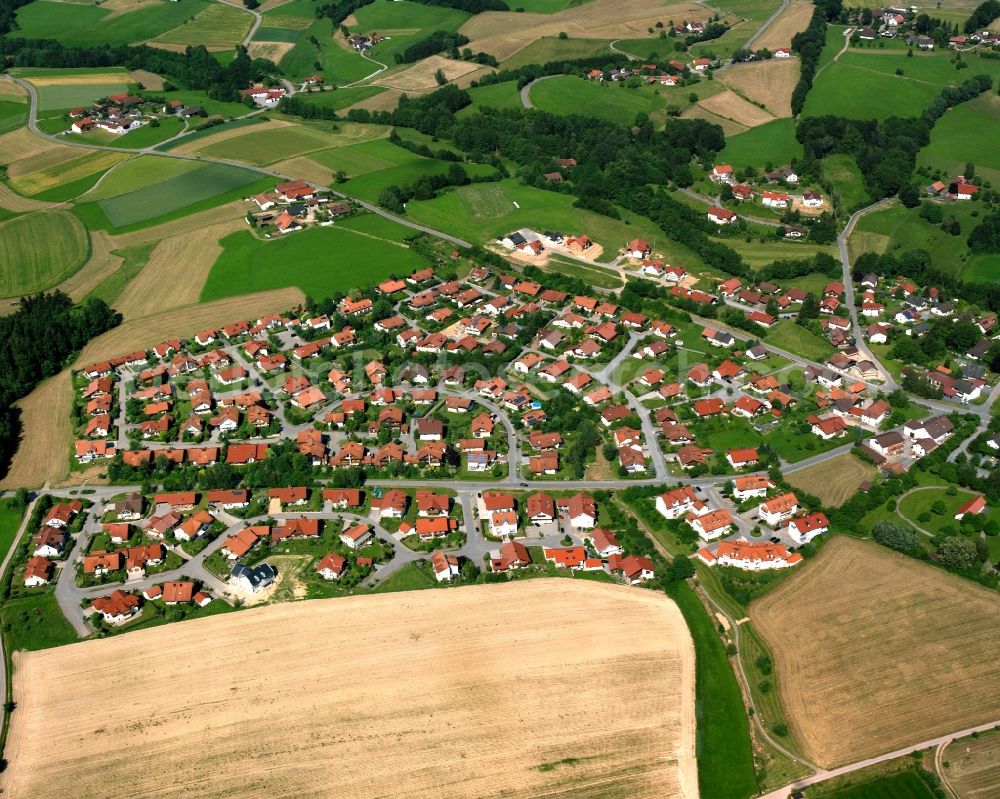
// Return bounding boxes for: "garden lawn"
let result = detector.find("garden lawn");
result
[105,117,185,149]
[92,162,263,228]
[1,592,78,651]
[897,486,991,536]
[200,226,430,301]
[719,118,802,171]
[764,320,835,361]
[0,499,23,560]
[369,561,437,592]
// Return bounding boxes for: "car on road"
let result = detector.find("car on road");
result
[769,536,780,544]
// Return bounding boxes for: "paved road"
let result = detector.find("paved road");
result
[14,78,474,249]
[759,720,1000,799]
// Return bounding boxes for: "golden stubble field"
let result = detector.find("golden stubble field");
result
[752,537,1000,768]
[753,0,814,50]
[2,581,697,799]
[785,452,876,506]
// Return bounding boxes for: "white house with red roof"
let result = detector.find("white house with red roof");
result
[697,539,802,571]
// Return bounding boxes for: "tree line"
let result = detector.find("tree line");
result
[964,0,1000,33]
[0,40,275,102]
[789,0,843,116]
[0,293,121,478]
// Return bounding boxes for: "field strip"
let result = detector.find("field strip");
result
[106,199,257,247]
[0,182,61,212]
[0,369,73,489]
[171,118,295,154]
[753,0,814,50]
[1,581,697,799]
[73,287,305,367]
[114,220,246,319]
[25,74,130,86]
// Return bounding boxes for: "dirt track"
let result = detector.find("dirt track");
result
[2,580,697,799]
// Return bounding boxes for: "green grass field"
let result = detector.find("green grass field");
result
[15,0,211,47]
[822,153,870,211]
[0,499,23,563]
[459,80,523,115]
[34,81,131,112]
[151,3,252,47]
[0,98,27,134]
[839,47,1000,88]
[280,21,378,84]
[403,179,706,266]
[897,486,995,536]
[309,137,497,202]
[918,93,1000,185]
[198,121,386,166]
[807,768,936,799]
[201,224,430,301]
[529,75,666,124]
[816,25,850,74]
[802,62,941,120]
[254,26,303,43]
[0,211,90,297]
[735,239,837,269]
[850,201,993,281]
[719,118,802,170]
[80,155,201,201]
[292,85,386,111]
[369,561,437,592]
[93,162,263,228]
[669,582,759,799]
[765,320,835,361]
[351,0,469,65]
[502,36,611,68]
[1,592,78,652]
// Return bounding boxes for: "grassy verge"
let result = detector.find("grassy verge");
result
[669,580,758,799]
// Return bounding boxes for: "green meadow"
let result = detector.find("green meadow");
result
[719,118,802,170]
[802,62,940,120]
[529,75,667,123]
[201,224,430,301]
[15,0,211,47]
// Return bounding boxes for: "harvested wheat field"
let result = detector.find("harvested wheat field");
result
[248,41,296,62]
[376,55,484,92]
[461,0,705,61]
[944,730,1000,799]
[268,155,336,187]
[0,370,73,489]
[753,0,813,50]
[0,127,65,164]
[26,73,130,86]
[347,87,403,113]
[128,69,164,90]
[0,77,26,98]
[719,59,799,117]
[114,221,244,318]
[60,231,123,302]
[680,105,749,136]
[0,182,58,213]
[74,288,305,366]
[3,581,696,799]
[786,452,875,506]
[751,537,1000,768]
[693,90,776,128]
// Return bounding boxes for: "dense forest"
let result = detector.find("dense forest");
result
[964,0,1000,33]
[0,293,122,477]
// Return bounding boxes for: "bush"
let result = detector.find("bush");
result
[872,520,919,554]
